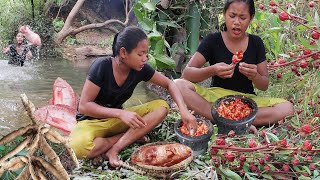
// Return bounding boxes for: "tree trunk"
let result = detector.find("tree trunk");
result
[54,0,132,44]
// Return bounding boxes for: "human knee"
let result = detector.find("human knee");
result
[174,78,189,90]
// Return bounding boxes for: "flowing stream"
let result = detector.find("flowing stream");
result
[0,58,158,137]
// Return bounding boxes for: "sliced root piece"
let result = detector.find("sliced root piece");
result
[0,156,27,176]
[40,136,69,178]
[45,130,70,144]
[0,125,36,145]
[32,156,69,180]
[0,136,31,164]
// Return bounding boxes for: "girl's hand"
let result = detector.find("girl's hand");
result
[2,47,9,54]
[239,62,258,80]
[213,62,235,79]
[181,110,198,135]
[119,110,146,129]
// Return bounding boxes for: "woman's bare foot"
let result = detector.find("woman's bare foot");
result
[105,149,123,167]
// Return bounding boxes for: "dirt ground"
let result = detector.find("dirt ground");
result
[62,30,113,61]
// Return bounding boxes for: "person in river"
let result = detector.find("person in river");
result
[2,32,33,66]
[174,0,294,128]
[70,26,198,167]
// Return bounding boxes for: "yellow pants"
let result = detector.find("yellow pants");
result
[193,84,287,107]
[69,99,169,159]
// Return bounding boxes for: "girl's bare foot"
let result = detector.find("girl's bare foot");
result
[106,149,123,167]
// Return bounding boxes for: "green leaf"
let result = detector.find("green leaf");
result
[266,132,279,142]
[245,173,259,180]
[157,21,179,28]
[261,174,273,180]
[147,54,156,69]
[142,2,156,11]
[154,55,176,69]
[154,39,165,55]
[315,11,320,28]
[278,150,293,155]
[302,166,311,175]
[15,149,28,156]
[313,170,319,178]
[219,166,242,180]
[0,145,5,151]
[298,175,311,180]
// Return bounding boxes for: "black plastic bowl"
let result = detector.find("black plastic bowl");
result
[174,119,213,156]
[211,95,258,135]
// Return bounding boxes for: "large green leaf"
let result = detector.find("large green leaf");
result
[154,39,165,55]
[148,54,157,69]
[219,166,242,180]
[155,55,175,69]
[142,2,156,11]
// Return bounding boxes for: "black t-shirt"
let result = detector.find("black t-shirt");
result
[7,44,30,66]
[87,56,155,109]
[197,32,266,94]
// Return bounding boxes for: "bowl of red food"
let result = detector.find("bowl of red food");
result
[174,119,213,156]
[211,95,258,135]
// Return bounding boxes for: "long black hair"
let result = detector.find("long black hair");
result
[220,0,255,31]
[112,26,147,57]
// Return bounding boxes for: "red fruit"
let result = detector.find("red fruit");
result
[280,139,288,147]
[291,66,297,72]
[303,49,312,55]
[248,139,258,148]
[318,99,320,104]
[279,12,289,21]
[240,155,246,162]
[261,129,267,136]
[278,57,286,64]
[300,60,307,68]
[308,100,313,105]
[258,3,264,10]
[292,158,299,165]
[271,7,277,13]
[277,73,282,79]
[259,158,265,165]
[228,130,236,137]
[272,129,278,134]
[302,140,313,150]
[310,39,316,45]
[288,52,294,57]
[296,109,303,114]
[309,1,315,7]
[264,154,271,161]
[282,164,290,172]
[269,1,276,6]
[312,53,319,60]
[312,31,319,39]
[306,156,312,161]
[211,148,219,155]
[314,113,319,117]
[215,138,226,145]
[301,124,312,134]
[225,152,235,162]
[264,165,271,171]
[310,164,316,170]
[250,163,257,171]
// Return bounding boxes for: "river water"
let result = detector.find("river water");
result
[0,58,157,137]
